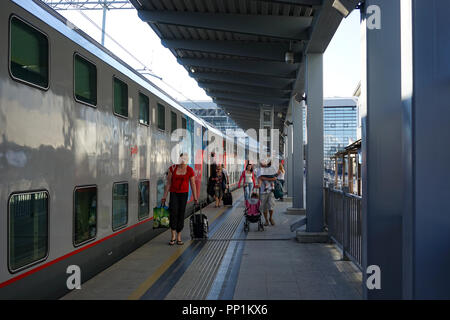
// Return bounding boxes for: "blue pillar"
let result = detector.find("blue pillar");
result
[292,98,304,210]
[305,53,324,232]
[401,0,450,299]
[361,0,403,299]
[286,123,293,198]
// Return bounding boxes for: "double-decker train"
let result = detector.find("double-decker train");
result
[0,0,253,299]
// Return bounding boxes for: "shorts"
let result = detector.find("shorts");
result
[214,184,223,198]
[260,192,275,212]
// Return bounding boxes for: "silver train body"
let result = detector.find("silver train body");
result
[0,0,249,299]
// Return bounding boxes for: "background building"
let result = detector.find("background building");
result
[322,98,359,171]
[180,100,240,133]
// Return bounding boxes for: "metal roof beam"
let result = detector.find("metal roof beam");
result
[214,99,285,111]
[209,91,289,105]
[266,0,323,6]
[213,99,260,109]
[190,72,295,89]
[198,81,290,98]
[220,110,257,118]
[163,39,302,62]
[219,105,266,114]
[137,10,312,41]
[180,58,298,78]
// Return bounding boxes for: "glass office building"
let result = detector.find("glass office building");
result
[301,98,358,169]
[323,98,358,170]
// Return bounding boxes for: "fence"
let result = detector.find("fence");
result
[324,187,362,270]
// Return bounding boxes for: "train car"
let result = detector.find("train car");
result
[0,0,249,299]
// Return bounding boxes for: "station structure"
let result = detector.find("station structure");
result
[1,0,449,300]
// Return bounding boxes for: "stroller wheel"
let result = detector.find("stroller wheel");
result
[244,221,249,233]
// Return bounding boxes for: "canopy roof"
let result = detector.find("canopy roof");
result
[131,0,358,131]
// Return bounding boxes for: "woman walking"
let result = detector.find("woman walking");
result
[238,163,256,203]
[162,153,198,246]
[212,166,226,207]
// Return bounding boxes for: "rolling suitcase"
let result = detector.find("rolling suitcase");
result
[223,189,233,206]
[190,205,208,239]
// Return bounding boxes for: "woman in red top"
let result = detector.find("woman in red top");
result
[238,163,256,203]
[162,153,198,246]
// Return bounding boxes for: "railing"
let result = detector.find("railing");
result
[324,187,362,270]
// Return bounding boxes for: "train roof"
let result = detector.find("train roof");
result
[17,0,228,140]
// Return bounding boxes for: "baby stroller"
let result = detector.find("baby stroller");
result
[243,188,264,232]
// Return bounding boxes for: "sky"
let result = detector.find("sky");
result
[58,5,361,102]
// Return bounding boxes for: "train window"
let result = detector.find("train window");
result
[74,54,97,106]
[171,111,177,133]
[74,186,97,246]
[8,191,49,272]
[156,178,165,205]
[157,103,165,131]
[139,93,149,126]
[182,117,187,130]
[9,16,49,89]
[113,77,128,118]
[138,180,150,220]
[112,182,128,230]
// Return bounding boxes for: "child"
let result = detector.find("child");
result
[257,159,278,192]
[245,192,260,216]
[258,174,277,192]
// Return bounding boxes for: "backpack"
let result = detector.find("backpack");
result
[274,180,283,199]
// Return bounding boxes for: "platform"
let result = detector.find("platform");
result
[62,189,362,300]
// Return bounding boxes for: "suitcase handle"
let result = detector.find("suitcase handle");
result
[194,203,202,215]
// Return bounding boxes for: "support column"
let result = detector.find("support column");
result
[361,0,403,299]
[287,98,305,214]
[305,53,324,232]
[287,123,294,198]
[101,1,107,46]
[401,0,450,299]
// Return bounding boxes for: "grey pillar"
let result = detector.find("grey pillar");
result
[287,123,293,198]
[101,2,107,46]
[305,53,323,232]
[361,0,403,299]
[291,98,304,210]
[401,0,450,299]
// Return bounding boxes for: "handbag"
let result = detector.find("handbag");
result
[153,205,170,229]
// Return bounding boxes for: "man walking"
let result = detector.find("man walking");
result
[256,159,278,226]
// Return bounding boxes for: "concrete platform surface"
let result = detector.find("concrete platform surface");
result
[61,190,362,300]
[233,200,362,300]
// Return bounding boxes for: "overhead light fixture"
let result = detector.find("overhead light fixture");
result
[285,41,295,64]
[332,0,351,18]
[285,51,294,64]
[190,67,195,73]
